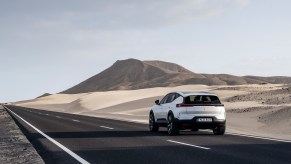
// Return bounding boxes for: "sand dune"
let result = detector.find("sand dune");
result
[16,85,208,112]
[15,84,291,140]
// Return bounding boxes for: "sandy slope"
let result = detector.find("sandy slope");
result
[15,85,208,113]
[15,84,291,140]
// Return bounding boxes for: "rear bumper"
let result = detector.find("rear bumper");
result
[175,117,226,129]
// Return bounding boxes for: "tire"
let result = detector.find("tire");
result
[149,112,159,132]
[213,126,225,135]
[167,114,179,135]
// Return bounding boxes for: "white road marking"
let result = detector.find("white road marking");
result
[226,132,291,143]
[56,116,61,119]
[4,106,90,164]
[92,115,148,124]
[100,126,114,130]
[72,119,80,122]
[46,114,49,116]
[38,112,42,115]
[167,140,210,150]
[97,116,291,143]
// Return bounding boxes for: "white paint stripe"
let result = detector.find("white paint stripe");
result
[188,129,291,143]
[4,106,90,164]
[93,117,291,143]
[100,126,114,130]
[72,119,80,122]
[56,116,61,119]
[89,115,148,124]
[46,114,49,116]
[226,132,291,143]
[167,140,210,150]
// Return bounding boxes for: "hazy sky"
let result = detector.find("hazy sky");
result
[1,0,291,102]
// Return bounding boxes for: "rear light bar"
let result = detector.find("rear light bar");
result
[176,104,224,107]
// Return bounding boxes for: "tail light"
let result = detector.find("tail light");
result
[176,104,224,107]
[176,104,189,107]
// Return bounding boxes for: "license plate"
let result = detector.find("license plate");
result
[197,118,212,122]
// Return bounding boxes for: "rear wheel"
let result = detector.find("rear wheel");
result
[149,112,159,132]
[167,114,179,135]
[213,126,225,135]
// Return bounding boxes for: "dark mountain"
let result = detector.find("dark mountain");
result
[36,93,52,99]
[62,58,291,94]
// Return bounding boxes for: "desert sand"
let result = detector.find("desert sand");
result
[15,84,291,140]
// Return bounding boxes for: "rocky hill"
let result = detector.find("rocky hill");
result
[62,58,291,94]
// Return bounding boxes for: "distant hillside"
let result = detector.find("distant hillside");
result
[36,93,52,99]
[244,76,291,84]
[62,58,291,94]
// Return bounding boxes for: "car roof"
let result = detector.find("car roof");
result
[175,91,217,97]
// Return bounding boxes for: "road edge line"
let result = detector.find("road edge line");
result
[4,106,90,164]
[13,105,291,143]
[226,132,291,143]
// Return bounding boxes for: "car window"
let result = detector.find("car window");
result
[184,95,221,104]
[160,93,181,104]
[165,94,174,103]
[165,93,180,104]
[160,94,170,104]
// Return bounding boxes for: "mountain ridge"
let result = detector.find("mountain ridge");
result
[61,58,291,94]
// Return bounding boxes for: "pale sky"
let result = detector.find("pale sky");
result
[1,0,291,102]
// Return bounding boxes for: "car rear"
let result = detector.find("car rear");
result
[174,94,226,134]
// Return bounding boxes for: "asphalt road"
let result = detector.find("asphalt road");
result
[4,105,291,164]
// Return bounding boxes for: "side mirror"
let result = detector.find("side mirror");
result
[155,100,160,105]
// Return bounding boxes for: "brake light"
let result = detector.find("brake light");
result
[176,104,224,107]
[176,104,190,107]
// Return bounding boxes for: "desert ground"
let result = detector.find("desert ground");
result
[15,84,291,140]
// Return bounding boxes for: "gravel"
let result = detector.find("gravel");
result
[0,105,44,164]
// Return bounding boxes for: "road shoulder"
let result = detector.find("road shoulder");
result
[0,105,44,164]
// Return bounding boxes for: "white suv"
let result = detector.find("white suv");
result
[149,91,226,135]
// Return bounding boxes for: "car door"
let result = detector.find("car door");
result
[155,94,169,121]
[160,93,176,119]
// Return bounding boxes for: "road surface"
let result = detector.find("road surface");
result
[4,105,291,164]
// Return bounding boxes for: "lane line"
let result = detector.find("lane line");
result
[46,114,49,116]
[4,106,90,164]
[10,105,291,144]
[56,116,61,119]
[89,115,148,124]
[167,140,210,150]
[72,119,80,122]
[100,126,114,130]
[91,117,291,143]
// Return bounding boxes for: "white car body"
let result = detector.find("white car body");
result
[149,91,226,135]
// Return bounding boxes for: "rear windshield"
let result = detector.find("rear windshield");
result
[184,95,221,104]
